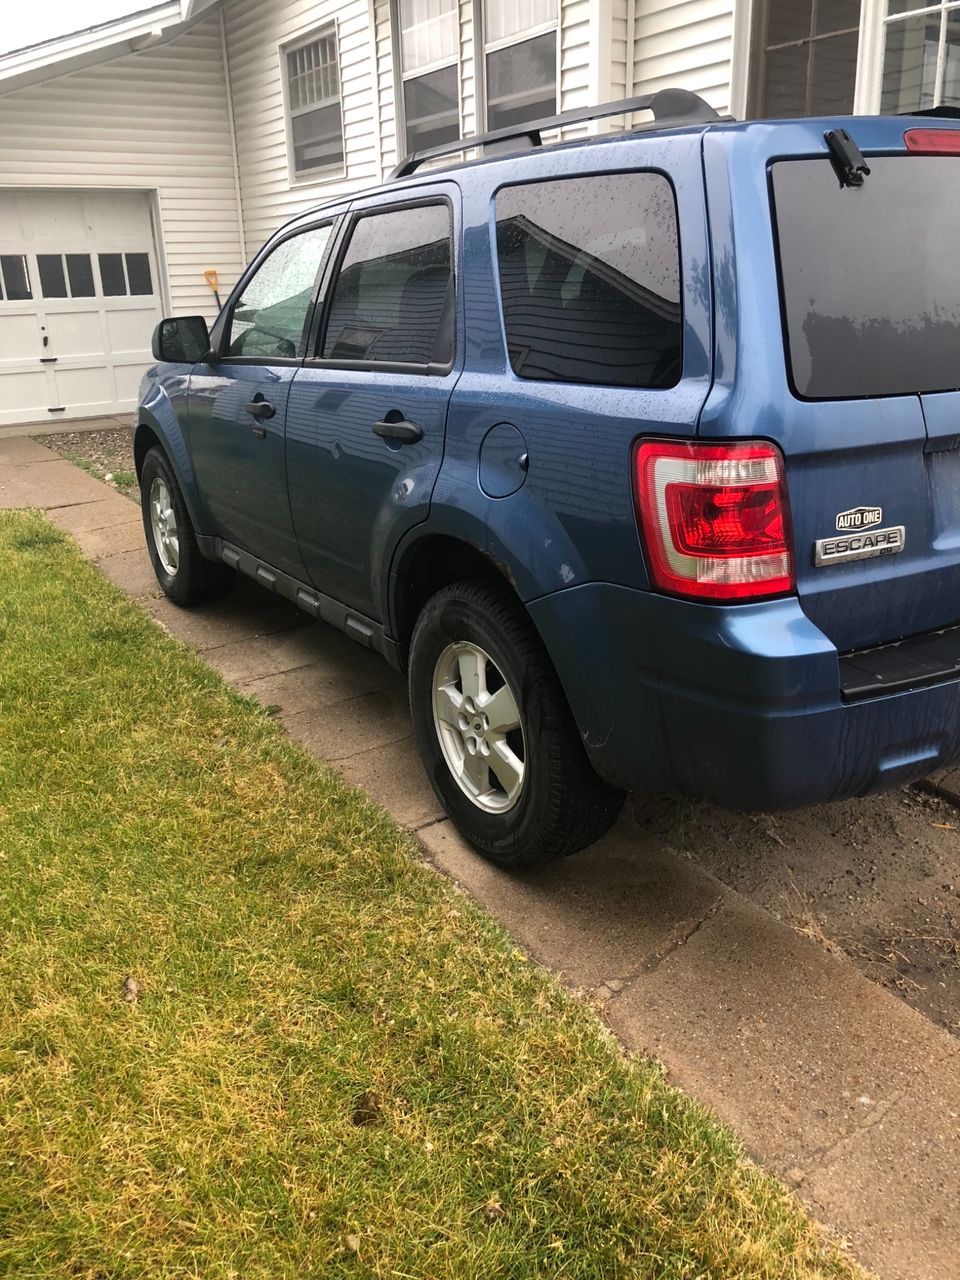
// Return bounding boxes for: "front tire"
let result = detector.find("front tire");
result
[408,581,624,868]
[140,446,231,605]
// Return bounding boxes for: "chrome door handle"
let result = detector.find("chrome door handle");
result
[245,398,276,420]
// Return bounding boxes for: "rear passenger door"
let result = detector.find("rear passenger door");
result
[286,187,460,618]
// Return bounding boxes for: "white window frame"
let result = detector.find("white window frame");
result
[391,0,463,157]
[279,22,346,187]
[866,0,960,111]
[479,2,560,132]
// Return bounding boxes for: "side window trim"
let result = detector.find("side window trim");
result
[214,217,340,366]
[304,193,458,377]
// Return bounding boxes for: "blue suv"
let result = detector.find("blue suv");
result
[136,90,960,868]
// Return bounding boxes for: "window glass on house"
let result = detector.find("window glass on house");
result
[228,224,332,359]
[398,0,460,154]
[321,203,453,366]
[750,0,862,117]
[484,0,558,130]
[284,27,344,178]
[881,2,960,113]
[494,173,683,389]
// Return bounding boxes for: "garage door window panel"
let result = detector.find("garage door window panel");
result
[1,255,32,302]
[227,224,332,360]
[38,255,68,299]
[320,203,454,368]
[99,254,126,297]
[66,255,96,298]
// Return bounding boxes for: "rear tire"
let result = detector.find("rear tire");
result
[140,446,231,605]
[408,581,624,868]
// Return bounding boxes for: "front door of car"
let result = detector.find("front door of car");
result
[285,190,460,619]
[187,222,335,577]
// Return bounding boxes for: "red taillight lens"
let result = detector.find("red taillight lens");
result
[904,128,960,154]
[634,440,795,602]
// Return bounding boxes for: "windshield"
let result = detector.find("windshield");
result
[771,154,960,399]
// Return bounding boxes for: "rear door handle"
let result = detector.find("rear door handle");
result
[372,418,422,444]
[245,398,276,420]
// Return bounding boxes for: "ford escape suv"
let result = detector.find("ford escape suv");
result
[136,89,960,868]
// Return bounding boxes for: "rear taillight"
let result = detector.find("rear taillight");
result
[634,440,794,602]
[904,128,960,154]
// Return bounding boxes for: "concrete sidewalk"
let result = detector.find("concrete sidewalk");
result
[2,435,957,1280]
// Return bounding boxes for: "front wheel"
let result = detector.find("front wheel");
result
[140,447,231,605]
[408,581,624,868]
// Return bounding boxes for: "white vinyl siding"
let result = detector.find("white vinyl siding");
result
[632,0,735,113]
[0,15,245,322]
[223,0,379,256]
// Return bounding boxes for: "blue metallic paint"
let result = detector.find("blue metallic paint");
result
[137,113,960,810]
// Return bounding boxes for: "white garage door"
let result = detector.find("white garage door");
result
[0,190,163,427]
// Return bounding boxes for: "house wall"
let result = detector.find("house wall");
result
[0,14,246,321]
[222,0,622,258]
[632,0,734,112]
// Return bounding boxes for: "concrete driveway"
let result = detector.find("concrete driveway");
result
[2,433,958,1280]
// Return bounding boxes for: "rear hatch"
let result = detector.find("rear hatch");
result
[702,120,960,655]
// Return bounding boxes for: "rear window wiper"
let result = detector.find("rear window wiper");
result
[824,128,871,188]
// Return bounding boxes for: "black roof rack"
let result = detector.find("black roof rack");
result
[389,88,723,179]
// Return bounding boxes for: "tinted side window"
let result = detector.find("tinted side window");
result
[228,224,332,359]
[494,173,682,389]
[321,203,453,367]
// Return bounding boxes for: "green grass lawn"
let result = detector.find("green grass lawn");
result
[0,511,866,1279]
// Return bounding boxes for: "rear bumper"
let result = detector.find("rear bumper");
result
[527,583,960,810]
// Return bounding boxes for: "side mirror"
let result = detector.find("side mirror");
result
[152,315,211,363]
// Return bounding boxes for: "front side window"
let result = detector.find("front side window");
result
[398,0,460,154]
[321,203,454,367]
[227,224,332,359]
[881,2,960,113]
[494,173,683,389]
[284,27,344,178]
[484,0,557,130]
[749,0,862,117]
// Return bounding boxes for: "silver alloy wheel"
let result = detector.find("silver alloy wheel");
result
[149,475,180,577]
[432,640,526,813]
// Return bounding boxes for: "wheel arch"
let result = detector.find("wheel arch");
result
[388,532,526,662]
[134,411,208,535]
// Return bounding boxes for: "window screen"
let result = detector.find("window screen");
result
[228,224,332,359]
[495,173,682,389]
[322,204,453,366]
[486,31,557,130]
[750,0,861,117]
[285,29,344,176]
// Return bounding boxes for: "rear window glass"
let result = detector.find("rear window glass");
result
[494,173,683,389]
[772,156,960,399]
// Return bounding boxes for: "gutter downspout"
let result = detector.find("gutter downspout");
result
[220,5,246,269]
[625,0,635,98]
